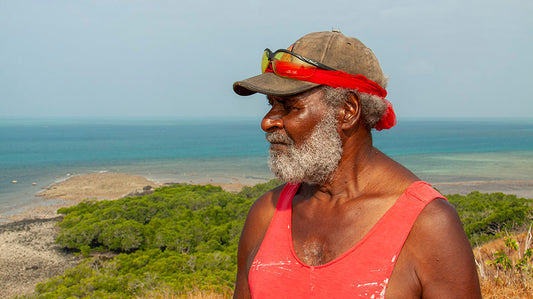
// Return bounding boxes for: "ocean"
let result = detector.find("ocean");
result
[1,118,532,217]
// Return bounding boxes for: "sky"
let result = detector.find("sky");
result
[0,0,532,120]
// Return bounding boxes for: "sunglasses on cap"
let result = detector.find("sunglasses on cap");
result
[261,48,337,79]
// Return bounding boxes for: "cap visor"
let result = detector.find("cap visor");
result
[233,72,319,96]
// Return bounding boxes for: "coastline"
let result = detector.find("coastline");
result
[0,172,251,298]
[0,173,159,298]
[1,173,532,298]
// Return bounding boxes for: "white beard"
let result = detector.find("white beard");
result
[266,110,343,185]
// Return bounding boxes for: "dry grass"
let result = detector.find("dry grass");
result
[137,286,230,299]
[139,292,228,299]
[475,226,533,298]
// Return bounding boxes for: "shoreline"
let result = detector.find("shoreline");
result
[432,180,533,199]
[5,177,532,224]
[0,172,256,223]
[1,173,532,298]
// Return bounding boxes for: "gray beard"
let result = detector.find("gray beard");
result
[266,110,343,185]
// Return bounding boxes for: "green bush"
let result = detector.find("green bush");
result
[29,181,532,298]
[30,180,281,297]
[447,191,532,245]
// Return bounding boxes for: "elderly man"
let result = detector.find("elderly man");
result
[232,31,481,298]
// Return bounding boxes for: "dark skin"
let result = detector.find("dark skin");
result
[234,87,481,298]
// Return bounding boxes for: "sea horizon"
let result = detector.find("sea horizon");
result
[2,115,533,123]
[1,118,532,218]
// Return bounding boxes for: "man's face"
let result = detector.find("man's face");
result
[262,88,343,184]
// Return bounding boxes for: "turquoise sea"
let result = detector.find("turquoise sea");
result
[1,118,532,218]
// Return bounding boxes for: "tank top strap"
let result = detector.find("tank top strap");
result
[249,182,301,294]
[276,182,301,211]
[404,181,447,203]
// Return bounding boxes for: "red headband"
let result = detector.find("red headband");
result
[265,66,396,130]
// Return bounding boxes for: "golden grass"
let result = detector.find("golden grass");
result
[140,292,228,299]
[137,286,231,299]
[475,226,533,298]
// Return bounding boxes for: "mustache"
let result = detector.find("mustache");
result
[265,131,294,145]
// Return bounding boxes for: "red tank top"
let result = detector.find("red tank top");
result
[249,181,444,298]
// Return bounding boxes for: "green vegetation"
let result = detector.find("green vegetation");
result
[24,182,531,298]
[28,180,281,298]
[489,234,532,274]
[447,191,533,246]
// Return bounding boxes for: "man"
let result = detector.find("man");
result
[232,31,481,298]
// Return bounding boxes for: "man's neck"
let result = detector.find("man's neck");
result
[305,131,378,202]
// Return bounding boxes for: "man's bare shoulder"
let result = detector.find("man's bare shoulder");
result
[246,183,285,223]
[409,197,468,246]
[394,198,481,298]
[238,183,286,261]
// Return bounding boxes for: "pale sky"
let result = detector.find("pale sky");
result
[1,0,531,120]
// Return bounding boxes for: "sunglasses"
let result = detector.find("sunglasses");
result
[261,48,337,79]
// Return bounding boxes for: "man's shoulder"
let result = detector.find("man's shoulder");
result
[240,183,287,240]
[237,183,287,273]
[412,196,462,236]
[248,183,286,217]
[242,182,287,239]
[403,195,471,267]
[388,196,480,297]
[397,196,481,296]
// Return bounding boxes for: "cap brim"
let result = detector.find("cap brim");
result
[233,72,319,96]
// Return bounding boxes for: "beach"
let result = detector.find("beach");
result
[1,172,532,298]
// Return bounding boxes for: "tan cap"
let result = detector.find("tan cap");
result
[233,31,386,96]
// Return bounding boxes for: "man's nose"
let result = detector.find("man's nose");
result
[261,109,283,132]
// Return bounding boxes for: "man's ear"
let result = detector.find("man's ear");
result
[339,92,361,130]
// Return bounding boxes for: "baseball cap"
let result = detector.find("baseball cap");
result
[233,30,387,96]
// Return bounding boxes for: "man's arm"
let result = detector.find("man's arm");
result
[234,186,282,299]
[401,198,482,298]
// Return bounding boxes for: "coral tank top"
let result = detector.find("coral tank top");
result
[248,181,444,298]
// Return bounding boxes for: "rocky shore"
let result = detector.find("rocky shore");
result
[0,216,82,298]
[0,173,160,298]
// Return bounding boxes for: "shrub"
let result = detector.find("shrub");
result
[33,180,282,297]
[448,191,532,245]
